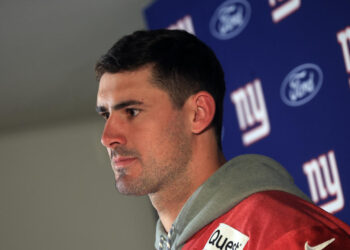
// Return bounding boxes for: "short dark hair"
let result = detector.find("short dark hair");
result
[95,29,226,148]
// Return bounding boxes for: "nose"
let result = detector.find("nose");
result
[101,115,127,148]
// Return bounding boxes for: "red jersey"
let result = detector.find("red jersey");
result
[183,191,350,250]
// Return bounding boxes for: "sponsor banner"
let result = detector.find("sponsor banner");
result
[209,0,252,40]
[145,0,350,224]
[280,63,323,107]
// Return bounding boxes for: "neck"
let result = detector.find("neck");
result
[150,134,226,232]
[149,180,192,232]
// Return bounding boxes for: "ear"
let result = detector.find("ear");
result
[190,91,216,134]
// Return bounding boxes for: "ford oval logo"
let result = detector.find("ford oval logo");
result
[209,0,251,40]
[280,63,323,107]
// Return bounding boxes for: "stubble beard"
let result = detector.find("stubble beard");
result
[112,117,192,196]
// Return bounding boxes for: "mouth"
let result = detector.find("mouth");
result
[112,156,137,169]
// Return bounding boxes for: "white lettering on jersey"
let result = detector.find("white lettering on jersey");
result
[230,79,270,146]
[303,150,344,214]
[168,15,195,35]
[269,0,301,23]
[336,26,350,87]
[204,223,249,250]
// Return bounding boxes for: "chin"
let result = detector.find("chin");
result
[115,181,149,196]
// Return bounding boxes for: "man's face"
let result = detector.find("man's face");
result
[96,67,192,196]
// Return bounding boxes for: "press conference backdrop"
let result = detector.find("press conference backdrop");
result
[144,0,350,224]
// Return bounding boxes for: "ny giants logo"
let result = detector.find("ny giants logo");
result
[210,0,251,40]
[230,79,270,146]
[337,26,350,87]
[168,15,195,35]
[280,63,323,107]
[303,150,344,214]
[268,0,301,23]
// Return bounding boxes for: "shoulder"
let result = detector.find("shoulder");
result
[229,191,350,241]
[183,191,350,249]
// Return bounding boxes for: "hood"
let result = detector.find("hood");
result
[155,154,310,249]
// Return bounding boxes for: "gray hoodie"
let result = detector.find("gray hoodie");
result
[155,154,310,250]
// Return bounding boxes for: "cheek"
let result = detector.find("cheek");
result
[133,112,188,157]
[159,117,188,153]
[140,121,175,158]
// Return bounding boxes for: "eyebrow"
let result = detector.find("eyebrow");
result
[96,100,144,113]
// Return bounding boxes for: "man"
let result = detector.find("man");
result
[95,29,350,249]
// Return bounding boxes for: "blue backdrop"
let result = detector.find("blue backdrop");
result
[144,0,350,224]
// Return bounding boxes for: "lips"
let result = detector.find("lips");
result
[113,156,137,168]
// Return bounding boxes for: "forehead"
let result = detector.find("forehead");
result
[97,67,169,106]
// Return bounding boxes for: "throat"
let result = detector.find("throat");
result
[148,181,193,232]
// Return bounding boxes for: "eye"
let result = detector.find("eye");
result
[101,112,110,120]
[126,108,140,117]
